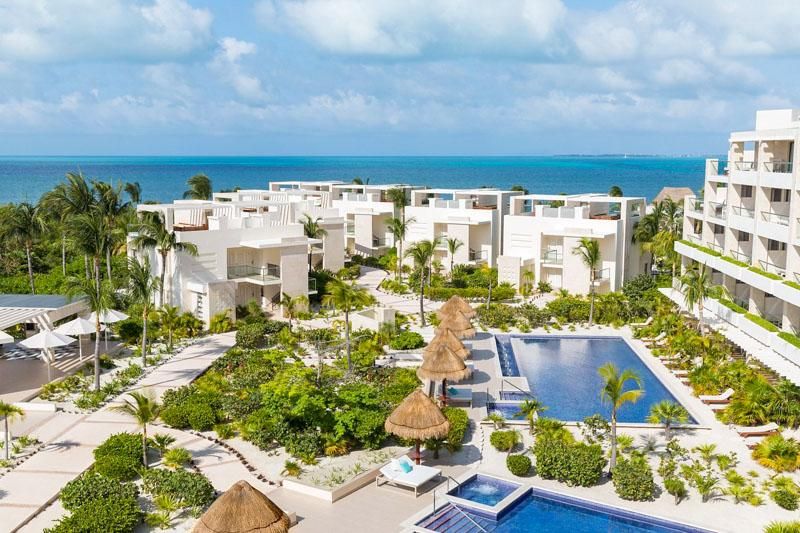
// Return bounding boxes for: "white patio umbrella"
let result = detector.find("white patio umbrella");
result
[19,330,76,382]
[55,317,104,361]
[88,309,129,351]
[0,330,13,356]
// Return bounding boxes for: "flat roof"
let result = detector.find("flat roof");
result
[0,294,76,309]
[0,294,86,330]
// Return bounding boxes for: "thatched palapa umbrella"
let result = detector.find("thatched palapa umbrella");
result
[385,389,450,464]
[418,344,471,406]
[436,309,476,339]
[439,295,476,319]
[193,480,290,533]
[425,328,469,360]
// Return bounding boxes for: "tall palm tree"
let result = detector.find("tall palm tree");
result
[69,210,110,302]
[598,363,643,471]
[515,398,546,435]
[280,292,308,331]
[0,401,24,460]
[386,187,407,221]
[301,214,328,272]
[521,268,536,299]
[158,305,181,352]
[183,173,212,200]
[124,181,142,204]
[573,237,601,326]
[647,400,688,441]
[41,172,96,279]
[110,391,161,468]
[93,180,130,282]
[131,214,198,306]
[0,202,47,294]
[66,276,113,391]
[405,240,436,326]
[127,257,161,366]
[322,279,372,374]
[387,216,416,281]
[446,237,463,275]
[680,262,713,334]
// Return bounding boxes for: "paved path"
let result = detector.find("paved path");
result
[358,267,443,315]
[0,332,275,533]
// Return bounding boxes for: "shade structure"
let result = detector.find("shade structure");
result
[55,317,103,361]
[19,330,76,382]
[193,480,290,533]
[417,345,471,383]
[0,330,13,345]
[439,295,476,319]
[88,309,129,351]
[385,389,450,463]
[435,311,475,339]
[425,328,469,360]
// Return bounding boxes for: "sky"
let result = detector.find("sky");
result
[0,0,798,156]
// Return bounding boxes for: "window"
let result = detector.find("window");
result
[737,231,751,242]
[713,224,724,235]
[768,239,787,251]
[770,188,790,202]
[741,185,753,198]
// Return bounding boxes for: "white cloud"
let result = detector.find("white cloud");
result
[208,38,268,103]
[0,0,213,63]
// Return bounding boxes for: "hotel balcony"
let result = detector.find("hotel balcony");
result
[730,249,751,264]
[730,160,757,186]
[469,248,488,264]
[592,268,611,286]
[685,196,704,218]
[371,236,388,248]
[761,160,794,190]
[729,205,755,233]
[705,159,729,182]
[345,221,355,236]
[541,249,564,266]
[760,210,790,242]
[706,201,727,223]
[759,259,787,278]
[227,263,281,285]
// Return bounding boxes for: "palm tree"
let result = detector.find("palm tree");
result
[280,292,308,331]
[598,363,643,471]
[0,202,47,293]
[573,237,601,326]
[110,391,161,468]
[405,240,436,326]
[680,263,713,334]
[131,214,198,306]
[521,268,536,299]
[127,257,161,366]
[93,180,130,282]
[322,279,372,374]
[66,276,113,391]
[158,305,181,352]
[647,400,689,441]
[386,216,416,281]
[386,187,407,221]
[125,182,142,204]
[301,214,328,272]
[446,237,463,275]
[608,185,623,197]
[0,402,24,460]
[515,398,546,434]
[183,173,212,200]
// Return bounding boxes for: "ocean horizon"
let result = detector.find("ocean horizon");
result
[0,155,709,204]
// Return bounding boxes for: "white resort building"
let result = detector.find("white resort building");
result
[497,193,647,293]
[674,108,800,380]
[129,191,344,327]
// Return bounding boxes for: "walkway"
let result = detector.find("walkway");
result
[358,267,444,315]
[0,332,274,533]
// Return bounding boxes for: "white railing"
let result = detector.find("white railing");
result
[730,250,751,263]
[759,259,787,277]
[730,205,755,218]
[761,211,790,226]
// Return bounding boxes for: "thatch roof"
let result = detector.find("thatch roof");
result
[385,389,450,441]
[192,480,290,533]
[417,344,471,383]
[653,186,694,204]
[425,328,469,359]
[439,295,476,319]
[436,311,476,339]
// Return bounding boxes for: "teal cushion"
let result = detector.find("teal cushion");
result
[448,387,458,394]
[400,460,413,473]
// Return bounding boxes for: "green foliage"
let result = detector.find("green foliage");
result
[59,472,139,512]
[141,468,215,508]
[209,311,233,333]
[533,437,605,487]
[160,385,221,431]
[476,303,518,329]
[779,332,800,349]
[388,330,425,350]
[771,488,799,510]
[490,430,519,452]
[116,320,143,344]
[753,434,800,472]
[442,407,469,453]
[426,285,515,301]
[283,459,302,477]
[748,266,783,280]
[721,255,748,267]
[45,495,142,533]
[611,455,656,501]
[162,447,192,469]
[235,322,270,349]
[765,521,800,533]
[745,313,780,332]
[506,454,531,476]
[784,280,800,292]
[718,298,746,314]
[546,296,591,323]
[663,476,687,505]
[92,433,143,481]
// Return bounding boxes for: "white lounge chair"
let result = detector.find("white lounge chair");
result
[699,388,734,404]
[631,317,653,328]
[744,436,766,449]
[672,369,689,377]
[443,386,472,406]
[376,455,441,497]
[641,332,665,344]
[735,422,779,437]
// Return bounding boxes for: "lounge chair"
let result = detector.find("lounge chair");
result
[744,436,766,449]
[641,332,665,343]
[631,317,653,328]
[443,386,472,406]
[376,455,441,497]
[735,423,779,437]
[699,388,734,404]
[672,369,689,377]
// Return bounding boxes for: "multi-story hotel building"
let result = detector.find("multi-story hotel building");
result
[498,193,647,293]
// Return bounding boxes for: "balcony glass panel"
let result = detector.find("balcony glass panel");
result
[761,211,790,226]
[730,205,754,218]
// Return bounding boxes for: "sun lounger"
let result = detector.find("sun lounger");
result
[641,332,665,343]
[709,403,728,412]
[672,369,689,377]
[744,436,765,449]
[735,423,779,437]
[699,388,734,404]
[376,455,441,497]
[631,317,653,328]
[443,386,472,406]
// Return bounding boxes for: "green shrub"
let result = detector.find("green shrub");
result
[721,256,748,268]
[566,443,606,487]
[490,430,519,452]
[93,433,143,481]
[45,496,142,533]
[235,322,269,349]
[117,320,143,345]
[440,407,469,453]
[59,472,139,512]
[75,390,107,410]
[779,332,800,349]
[187,403,217,431]
[533,437,605,487]
[718,298,746,314]
[611,456,656,501]
[546,296,591,323]
[388,330,425,350]
[426,285,515,301]
[748,266,782,280]
[506,454,531,476]
[163,447,192,469]
[93,454,141,482]
[285,429,322,461]
[765,521,800,533]
[745,313,780,333]
[141,468,215,508]
[476,303,517,329]
[772,488,800,511]
[663,476,687,505]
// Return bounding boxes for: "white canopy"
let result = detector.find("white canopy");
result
[19,330,76,350]
[88,309,129,324]
[55,317,103,336]
[0,330,13,345]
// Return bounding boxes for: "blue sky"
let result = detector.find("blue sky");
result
[0,0,798,156]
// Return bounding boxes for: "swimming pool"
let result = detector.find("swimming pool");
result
[448,474,520,507]
[495,335,694,423]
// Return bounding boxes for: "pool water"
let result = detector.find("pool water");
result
[496,336,695,423]
[449,474,520,506]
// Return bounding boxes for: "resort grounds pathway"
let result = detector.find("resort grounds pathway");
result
[0,332,276,533]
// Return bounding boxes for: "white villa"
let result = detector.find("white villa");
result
[498,193,647,293]
[129,191,344,327]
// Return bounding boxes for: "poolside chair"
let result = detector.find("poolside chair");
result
[640,332,665,343]
[443,386,473,406]
[671,369,689,377]
[376,455,442,497]
[744,436,766,450]
[631,316,653,328]
[735,423,779,437]
[699,388,734,404]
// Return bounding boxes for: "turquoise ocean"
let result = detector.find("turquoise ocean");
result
[0,156,708,204]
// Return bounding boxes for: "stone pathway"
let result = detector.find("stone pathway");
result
[0,332,277,533]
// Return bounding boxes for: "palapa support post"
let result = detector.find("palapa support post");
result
[411,440,422,465]
[441,378,448,407]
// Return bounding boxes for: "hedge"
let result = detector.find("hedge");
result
[720,256,748,268]
[490,430,519,452]
[59,472,139,512]
[745,313,780,333]
[678,240,721,258]
[779,332,800,349]
[718,299,746,314]
[506,454,531,476]
[611,456,656,501]
[92,433,143,481]
[785,280,800,292]
[427,285,515,302]
[533,437,605,487]
[748,266,782,281]
[44,495,142,533]
[388,331,425,350]
[443,407,469,453]
[141,468,215,509]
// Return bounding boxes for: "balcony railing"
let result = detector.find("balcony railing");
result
[469,249,488,264]
[685,196,703,213]
[730,205,755,218]
[686,234,702,245]
[762,160,793,173]
[593,268,610,282]
[705,241,724,254]
[541,250,563,265]
[730,250,751,264]
[709,160,729,176]
[707,201,726,220]
[759,259,786,277]
[761,211,790,226]
[227,263,281,282]
[733,160,756,171]
[308,278,317,293]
